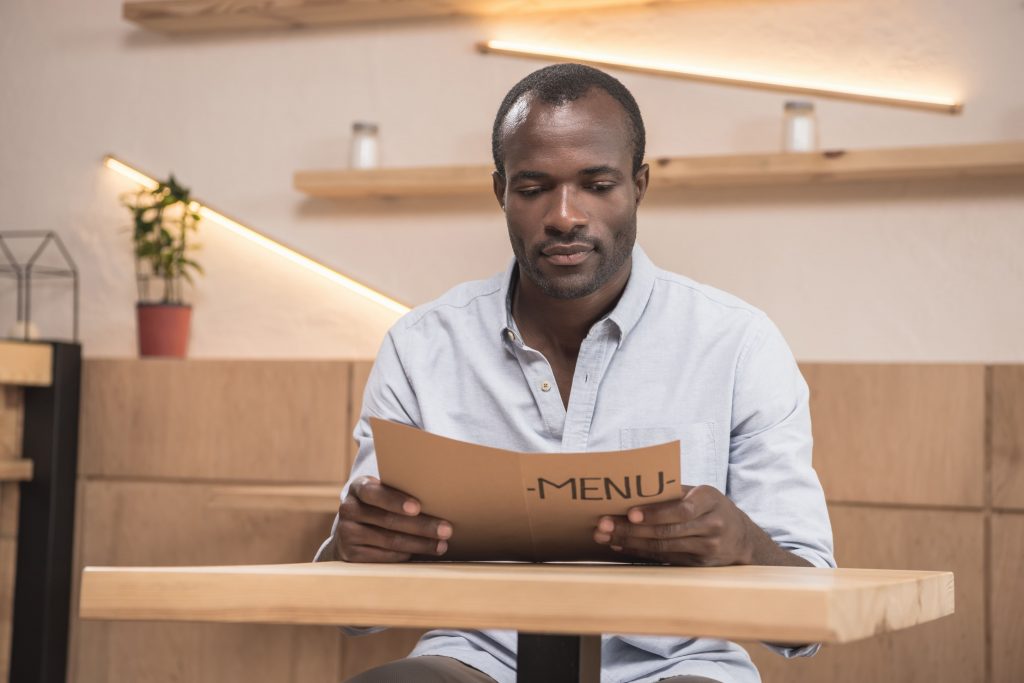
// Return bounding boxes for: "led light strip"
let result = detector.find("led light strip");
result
[103,155,410,316]
[478,40,963,114]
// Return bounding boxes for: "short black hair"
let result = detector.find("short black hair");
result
[491,63,646,179]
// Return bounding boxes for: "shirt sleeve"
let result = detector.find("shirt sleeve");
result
[315,328,423,562]
[728,314,836,658]
[312,330,422,635]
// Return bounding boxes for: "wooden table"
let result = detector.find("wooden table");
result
[80,562,954,683]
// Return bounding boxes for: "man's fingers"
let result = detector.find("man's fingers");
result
[339,519,448,557]
[339,544,412,563]
[612,534,718,559]
[340,496,452,540]
[596,516,719,543]
[626,485,715,525]
[350,476,422,516]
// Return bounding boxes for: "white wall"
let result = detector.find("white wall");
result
[1,0,1022,360]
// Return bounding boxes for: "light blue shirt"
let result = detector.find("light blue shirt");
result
[319,246,835,683]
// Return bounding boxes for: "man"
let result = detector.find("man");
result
[317,63,834,683]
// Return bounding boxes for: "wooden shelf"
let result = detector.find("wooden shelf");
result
[124,0,690,33]
[207,485,339,513]
[0,459,33,482]
[294,141,1024,200]
[0,341,52,387]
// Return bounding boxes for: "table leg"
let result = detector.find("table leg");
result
[516,633,600,683]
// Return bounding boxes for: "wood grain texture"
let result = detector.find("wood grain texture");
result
[78,480,334,568]
[991,366,1024,510]
[0,460,31,482]
[0,538,15,681]
[0,484,18,538]
[0,387,22,461]
[73,480,341,682]
[294,143,1024,199]
[124,0,695,33]
[79,562,954,645]
[75,621,342,683]
[208,484,340,513]
[746,505,982,683]
[991,513,1024,683]
[346,359,374,476]
[78,359,350,482]
[0,492,16,683]
[0,341,52,386]
[800,364,986,506]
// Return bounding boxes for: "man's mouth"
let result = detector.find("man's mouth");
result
[541,243,594,266]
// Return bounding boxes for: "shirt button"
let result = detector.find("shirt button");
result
[540,381,551,392]
[505,330,516,342]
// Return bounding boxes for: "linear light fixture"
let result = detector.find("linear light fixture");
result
[478,39,963,114]
[103,155,410,315]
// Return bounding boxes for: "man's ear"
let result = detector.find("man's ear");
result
[492,170,507,210]
[633,163,650,207]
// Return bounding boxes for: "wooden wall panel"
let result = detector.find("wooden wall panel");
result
[0,386,22,461]
[0,385,20,682]
[991,366,1024,510]
[745,505,983,683]
[0,537,15,681]
[991,513,1024,683]
[77,621,341,683]
[78,480,333,567]
[73,480,341,682]
[800,364,985,506]
[78,360,350,482]
[0,485,17,538]
[345,360,375,477]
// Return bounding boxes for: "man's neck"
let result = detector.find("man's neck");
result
[511,261,631,358]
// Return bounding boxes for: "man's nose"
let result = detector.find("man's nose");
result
[543,185,587,233]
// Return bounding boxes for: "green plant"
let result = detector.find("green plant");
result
[123,175,203,305]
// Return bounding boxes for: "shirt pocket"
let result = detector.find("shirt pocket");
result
[620,422,722,492]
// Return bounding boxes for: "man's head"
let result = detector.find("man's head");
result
[492,63,649,300]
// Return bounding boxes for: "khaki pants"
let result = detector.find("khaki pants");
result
[345,655,721,683]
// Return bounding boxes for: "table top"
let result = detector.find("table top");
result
[79,561,954,645]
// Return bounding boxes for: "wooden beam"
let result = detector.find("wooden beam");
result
[124,0,694,33]
[207,485,340,513]
[294,141,1024,199]
[0,342,52,387]
[0,460,32,482]
[80,562,954,645]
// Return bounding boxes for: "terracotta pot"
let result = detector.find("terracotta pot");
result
[137,303,192,358]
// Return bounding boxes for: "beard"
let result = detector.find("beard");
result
[509,219,637,300]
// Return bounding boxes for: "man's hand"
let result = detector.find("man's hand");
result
[331,476,453,563]
[593,485,811,567]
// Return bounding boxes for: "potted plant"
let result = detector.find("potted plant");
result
[123,175,203,357]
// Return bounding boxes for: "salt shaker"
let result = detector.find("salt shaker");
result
[782,101,818,153]
[349,121,380,169]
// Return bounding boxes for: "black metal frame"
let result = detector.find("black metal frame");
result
[0,231,80,342]
[517,633,601,683]
[9,342,82,683]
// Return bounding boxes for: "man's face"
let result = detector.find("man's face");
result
[493,88,649,300]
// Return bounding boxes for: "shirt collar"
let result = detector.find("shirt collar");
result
[499,244,657,343]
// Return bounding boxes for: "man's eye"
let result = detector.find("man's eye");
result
[517,187,544,197]
[589,184,616,193]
